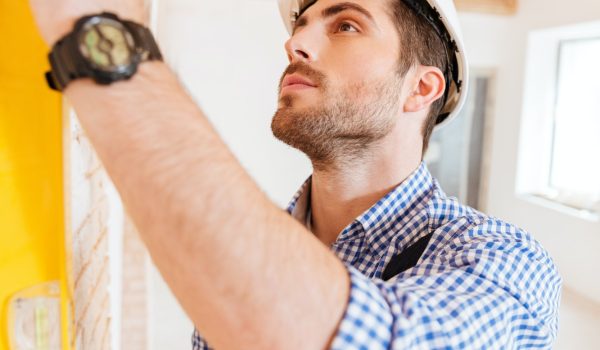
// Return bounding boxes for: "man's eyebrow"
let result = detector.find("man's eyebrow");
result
[321,2,375,22]
[293,2,376,33]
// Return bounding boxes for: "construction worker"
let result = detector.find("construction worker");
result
[29,0,561,348]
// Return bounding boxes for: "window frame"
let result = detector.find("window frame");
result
[517,21,600,221]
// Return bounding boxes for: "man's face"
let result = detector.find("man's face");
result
[271,0,405,168]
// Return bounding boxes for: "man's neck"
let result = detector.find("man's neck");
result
[309,141,422,247]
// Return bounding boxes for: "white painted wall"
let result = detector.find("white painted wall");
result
[157,0,311,207]
[147,0,600,348]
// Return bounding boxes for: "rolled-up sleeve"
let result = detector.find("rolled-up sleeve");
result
[330,266,394,349]
[329,225,562,350]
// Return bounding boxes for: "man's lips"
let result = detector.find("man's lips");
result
[281,74,317,92]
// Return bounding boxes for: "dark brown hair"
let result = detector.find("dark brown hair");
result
[388,0,448,156]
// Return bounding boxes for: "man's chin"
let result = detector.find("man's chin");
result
[278,90,321,109]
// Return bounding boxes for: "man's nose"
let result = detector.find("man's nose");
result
[284,29,320,63]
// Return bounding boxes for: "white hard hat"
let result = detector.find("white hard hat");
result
[278,0,469,128]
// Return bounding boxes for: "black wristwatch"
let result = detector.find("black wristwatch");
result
[45,12,163,91]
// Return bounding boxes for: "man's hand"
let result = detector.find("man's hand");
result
[28,0,147,47]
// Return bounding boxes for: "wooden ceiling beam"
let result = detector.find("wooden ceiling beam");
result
[454,0,518,15]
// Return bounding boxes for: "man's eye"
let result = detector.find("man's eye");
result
[336,22,358,33]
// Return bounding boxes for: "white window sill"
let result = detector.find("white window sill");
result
[519,193,599,222]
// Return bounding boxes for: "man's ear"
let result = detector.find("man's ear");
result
[403,66,445,113]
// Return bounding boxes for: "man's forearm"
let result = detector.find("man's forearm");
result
[65,61,349,349]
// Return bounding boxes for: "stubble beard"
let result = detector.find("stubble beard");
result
[271,63,402,171]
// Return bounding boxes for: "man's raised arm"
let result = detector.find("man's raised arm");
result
[28,1,350,348]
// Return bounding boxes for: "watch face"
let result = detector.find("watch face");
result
[78,17,137,72]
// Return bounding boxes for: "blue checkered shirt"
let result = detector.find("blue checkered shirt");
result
[192,162,562,349]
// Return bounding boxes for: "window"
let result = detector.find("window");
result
[518,21,600,218]
[548,38,600,208]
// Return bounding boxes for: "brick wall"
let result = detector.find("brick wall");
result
[66,114,112,349]
[66,111,150,349]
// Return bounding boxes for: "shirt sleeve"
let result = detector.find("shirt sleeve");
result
[329,222,563,350]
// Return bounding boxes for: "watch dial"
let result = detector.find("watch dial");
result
[79,17,136,71]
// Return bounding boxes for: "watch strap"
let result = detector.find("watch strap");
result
[123,20,163,62]
[46,28,89,91]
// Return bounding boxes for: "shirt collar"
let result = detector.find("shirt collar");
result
[287,162,435,249]
[287,176,312,222]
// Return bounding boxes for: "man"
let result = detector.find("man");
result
[29,0,561,348]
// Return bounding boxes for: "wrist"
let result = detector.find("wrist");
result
[64,60,169,92]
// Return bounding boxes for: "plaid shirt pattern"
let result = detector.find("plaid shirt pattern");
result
[192,162,562,349]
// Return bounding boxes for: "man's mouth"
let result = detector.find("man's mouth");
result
[280,74,317,93]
